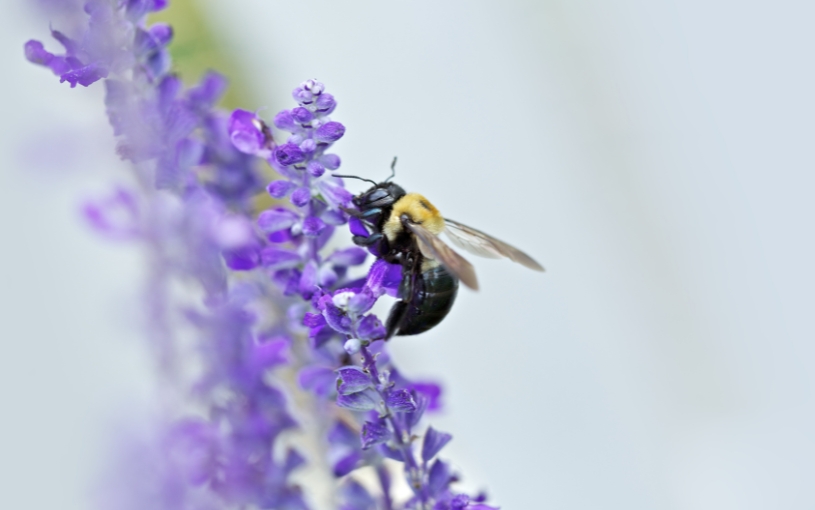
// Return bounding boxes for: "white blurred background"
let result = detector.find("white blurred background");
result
[2,1,814,509]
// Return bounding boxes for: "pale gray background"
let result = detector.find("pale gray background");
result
[2,1,814,509]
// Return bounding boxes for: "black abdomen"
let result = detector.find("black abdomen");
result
[397,265,459,336]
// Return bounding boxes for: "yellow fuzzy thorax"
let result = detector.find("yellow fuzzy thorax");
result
[383,193,445,241]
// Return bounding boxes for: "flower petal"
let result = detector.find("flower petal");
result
[317,180,353,208]
[257,207,299,232]
[315,93,336,115]
[340,479,376,510]
[314,121,346,142]
[290,186,311,207]
[298,366,336,398]
[349,217,369,237]
[328,419,358,447]
[356,314,385,340]
[307,161,325,177]
[228,109,271,157]
[260,247,301,270]
[386,389,417,412]
[299,260,319,298]
[319,153,341,170]
[348,290,376,315]
[60,63,108,88]
[336,389,379,412]
[273,110,296,130]
[148,23,173,46]
[291,107,314,124]
[323,301,352,334]
[377,443,404,462]
[421,426,453,462]
[322,209,347,226]
[328,247,368,267]
[303,312,326,328]
[333,452,362,477]
[361,420,392,450]
[302,216,326,236]
[335,366,371,395]
[274,142,306,166]
[267,180,296,199]
[222,245,260,270]
[253,336,290,370]
[410,382,443,412]
[427,459,453,498]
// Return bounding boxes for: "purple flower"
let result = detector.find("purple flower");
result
[258,207,300,233]
[81,186,141,240]
[290,186,311,207]
[328,247,368,267]
[26,4,321,509]
[336,390,380,412]
[314,121,346,142]
[298,365,336,397]
[274,142,306,166]
[339,479,376,510]
[336,366,372,395]
[357,314,386,341]
[267,180,296,198]
[422,426,453,462]
[386,389,418,412]
[327,420,365,477]
[427,460,454,499]
[25,0,170,87]
[228,109,274,158]
[28,2,503,497]
[302,215,327,236]
[410,381,444,412]
[307,161,325,177]
[361,420,392,450]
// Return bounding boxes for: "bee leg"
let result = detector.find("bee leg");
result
[341,206,382,221]
[340,205,361,217]
[384,300,409,341]
[383,258,418,341]
[352,232,384,247]
[352,233,391,260]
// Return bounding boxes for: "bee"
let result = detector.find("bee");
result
[339,159,544,340]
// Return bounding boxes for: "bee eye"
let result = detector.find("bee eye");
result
[365,188,389,203]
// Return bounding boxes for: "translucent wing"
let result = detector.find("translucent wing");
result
[404,221,479,290]
[444,218,545,272]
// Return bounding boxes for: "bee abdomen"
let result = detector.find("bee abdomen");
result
[397,265,459,336]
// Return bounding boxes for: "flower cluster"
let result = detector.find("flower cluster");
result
[26,1,302,508]
[26,0,171,88]
[229,82,498,509]
[26,1,500,509]
[180,295,307,509]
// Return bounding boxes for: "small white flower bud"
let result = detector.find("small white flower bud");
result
[344,338,361,355]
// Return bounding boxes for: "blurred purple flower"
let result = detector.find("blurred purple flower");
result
[28,1,501,506]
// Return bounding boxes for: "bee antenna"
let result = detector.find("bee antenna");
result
[333,173,378,187]
[385,156,398,182]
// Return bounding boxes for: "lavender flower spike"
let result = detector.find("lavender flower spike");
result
[230,80,501,508]
[27,3,304,509]
[28,0,503,503]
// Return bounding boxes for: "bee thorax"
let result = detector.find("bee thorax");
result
[383,193,444,241]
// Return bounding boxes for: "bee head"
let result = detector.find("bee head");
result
[352,181,407,210]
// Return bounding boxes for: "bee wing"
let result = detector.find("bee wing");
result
[444,218,545,272]
[404,221,479,290]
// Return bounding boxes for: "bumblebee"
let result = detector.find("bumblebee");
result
[341,159,544,340]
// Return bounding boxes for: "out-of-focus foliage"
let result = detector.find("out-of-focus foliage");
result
[149,0,251,110]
